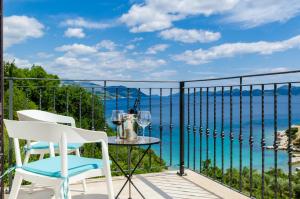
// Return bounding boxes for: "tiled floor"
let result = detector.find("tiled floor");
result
[5,170,249,199]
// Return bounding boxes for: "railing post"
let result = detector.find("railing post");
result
[66,89,69,115]
[79,89,82,128]
[39,89,42,110]
[178,81,185,176]
[8,79,13,119]
[8,79,13,192]
[91,87,95,130]
[103,81,107,132]
[239,77,243,191]
[0,0,4,196]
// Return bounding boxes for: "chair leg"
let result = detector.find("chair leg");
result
[103,163,114,199]
[105,172,114,199]
[23,151,32,193]
[8,172,23,199]
[39,153,45,160]
[102,143,114,199]
[81,179,87,193]
[23,151,31,164]
[54,184,64,199]
[29,153,45,193]
[75,149,87,193]
[55,182,72,199]
[54,187,62,199]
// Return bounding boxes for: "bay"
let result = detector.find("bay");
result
[106,95,300,172]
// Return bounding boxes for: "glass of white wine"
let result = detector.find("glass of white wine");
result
[137,111,151,140]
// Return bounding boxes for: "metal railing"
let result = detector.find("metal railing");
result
[0,0,4,197]
[180,70,300,199]
[3,69,300,198]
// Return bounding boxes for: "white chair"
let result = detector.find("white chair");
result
[17,110,87,191]
[4,119,114,199]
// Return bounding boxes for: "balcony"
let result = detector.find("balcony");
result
[5,170,248,199]
[2,70,300,199]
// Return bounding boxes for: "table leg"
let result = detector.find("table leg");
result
[110,145,151,199]
[122,146,150,199]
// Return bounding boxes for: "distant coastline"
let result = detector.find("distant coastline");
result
[266,125,300,165]
[63,81,300,98]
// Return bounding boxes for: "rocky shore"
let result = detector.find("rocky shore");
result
[266,126,300,164]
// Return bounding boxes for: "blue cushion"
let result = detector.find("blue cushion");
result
[22,155,103,178]
[26,142,82,150]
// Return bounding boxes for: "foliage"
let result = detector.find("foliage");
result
[285,127,298,140]
[3,62,165,185]
[201,160,300,199]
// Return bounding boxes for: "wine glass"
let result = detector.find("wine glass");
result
[111,110,124,140]
[137,111,151,139]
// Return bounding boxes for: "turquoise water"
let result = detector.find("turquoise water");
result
[106,94,300,172]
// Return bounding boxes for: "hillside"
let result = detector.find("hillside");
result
[62,81,147,98]
[173,85,300,97]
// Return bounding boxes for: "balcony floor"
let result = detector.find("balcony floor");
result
[5,170,249,199]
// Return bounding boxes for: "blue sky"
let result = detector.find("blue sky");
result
[3,0,300,81]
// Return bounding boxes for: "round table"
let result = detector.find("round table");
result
[108,136,160,199]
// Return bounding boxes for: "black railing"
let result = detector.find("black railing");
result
[2,70,300,198]
[0,0,3,196]
[182,71,300,199]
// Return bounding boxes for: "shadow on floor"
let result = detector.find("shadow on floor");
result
[72,194,108,199]
[137,173,220,199]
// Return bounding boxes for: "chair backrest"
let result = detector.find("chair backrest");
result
[4,119,108,177]
[17,110,76,127]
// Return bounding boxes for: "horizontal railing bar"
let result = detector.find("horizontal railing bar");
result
[4,76,178,83]
[4,69,300,83]
[17,83,299,89]
[182,80,300,89]
[14,85,180,89]
[12,81,300,90]
[183,69,300,83]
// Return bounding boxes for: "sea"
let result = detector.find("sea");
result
[106,94,300,172]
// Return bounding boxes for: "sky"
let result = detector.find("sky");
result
[3,0,300,82]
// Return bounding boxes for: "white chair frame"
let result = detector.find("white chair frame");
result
[17,110,87,191]
[4,119,114,199]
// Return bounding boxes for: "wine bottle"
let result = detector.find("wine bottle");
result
[129,97,140,114]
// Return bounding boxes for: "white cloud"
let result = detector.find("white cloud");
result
[223,0,300,28]
[4,15,44,49]
[120,4,173,33]
[120,0,238,32]
[150,70,177,78]
[96,40,117,51]
[55,43,97,55]
[270,67,289,73]
[48,40,167,79]
[159,28,221,43]
[251,67,290,74]
[174,34,300,65]
[146,44,169,54]
[121,0,300,32]
[64,28,85,38]
[131,37,144,42]
[138,59,166,70]
[37,52,54,59]
[126,44,135,50]
[61,17,113,29]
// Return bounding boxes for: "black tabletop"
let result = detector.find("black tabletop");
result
[108,136,160,146]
